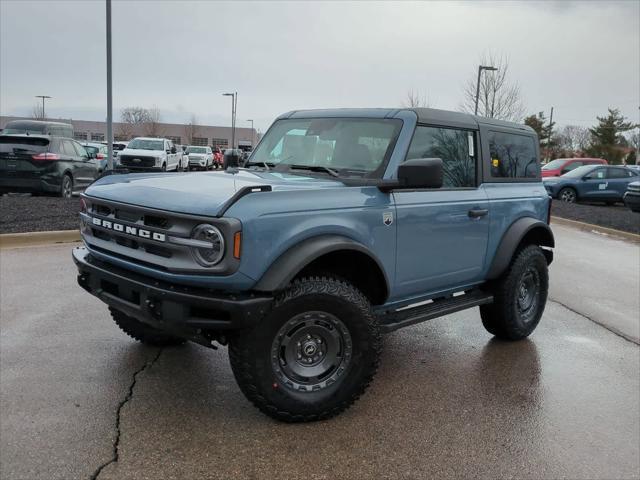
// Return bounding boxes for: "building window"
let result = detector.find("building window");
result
[167,135,181,144]
[212,138,228,148]
[192,137,208,146]
[74,132,88,141]
[91,133,105,141]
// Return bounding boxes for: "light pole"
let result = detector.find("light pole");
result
[35,95,51,119]
[222,92,237,149]
[246,119,254,147]
[105,0,113,170]
[474,65,498,116]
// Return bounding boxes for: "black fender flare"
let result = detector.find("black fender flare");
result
[486,217,555,279]
[253,234,390,295]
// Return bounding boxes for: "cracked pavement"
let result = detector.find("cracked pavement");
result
[1,224,638,480]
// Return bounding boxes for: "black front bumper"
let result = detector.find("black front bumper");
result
[73,246,272,335]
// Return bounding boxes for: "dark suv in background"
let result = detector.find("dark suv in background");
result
[0,134,99,197]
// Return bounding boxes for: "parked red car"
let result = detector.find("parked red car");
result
[541,157,607,177]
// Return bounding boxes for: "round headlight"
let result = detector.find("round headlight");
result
[191,224,224,266]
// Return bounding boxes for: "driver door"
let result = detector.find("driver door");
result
[393,125,489,298]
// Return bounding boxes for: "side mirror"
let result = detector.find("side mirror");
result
[397,158,443,189]
[171,146,177,154]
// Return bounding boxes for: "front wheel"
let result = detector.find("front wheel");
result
[480,244,549,340]
[229,277,381,422]
[558,187,577,203]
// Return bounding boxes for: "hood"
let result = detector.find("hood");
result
[85,169,344,217]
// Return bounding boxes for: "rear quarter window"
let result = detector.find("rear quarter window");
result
[488,131,539,180]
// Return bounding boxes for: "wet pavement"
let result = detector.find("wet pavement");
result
[1,227,639,480]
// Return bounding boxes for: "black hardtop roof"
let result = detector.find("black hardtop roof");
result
[279,107,534,134]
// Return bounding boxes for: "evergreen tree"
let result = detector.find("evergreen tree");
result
[588,108,637,164]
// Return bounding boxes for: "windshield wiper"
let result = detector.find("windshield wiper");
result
[283,164,340,177]
[244,161,275,170]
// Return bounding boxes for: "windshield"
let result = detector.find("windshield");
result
[187,147,206,154]
[250,118,402,177]
[561,165,595,178]
[542,159,567,170]
[127,139,164,151]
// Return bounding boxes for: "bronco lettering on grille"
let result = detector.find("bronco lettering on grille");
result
[91,217,166,242]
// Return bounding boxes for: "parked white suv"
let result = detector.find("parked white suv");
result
[117,137,180,171]
[186,145,213,170]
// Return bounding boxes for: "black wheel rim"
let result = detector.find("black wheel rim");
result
[271,311,352,392]
[62,177,72,198]
[517,266,540,322]
[560,189,575,203]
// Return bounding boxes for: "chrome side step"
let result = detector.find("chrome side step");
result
[378,290,493,333]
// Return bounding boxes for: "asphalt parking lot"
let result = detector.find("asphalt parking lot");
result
[1,224,638,480]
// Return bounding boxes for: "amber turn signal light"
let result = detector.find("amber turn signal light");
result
[233,232,242,259]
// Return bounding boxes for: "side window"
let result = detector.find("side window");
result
[405,126,476,188]
[563,161,582,173]
[607,168,628,179]
[488,131,539,179]
[72,141,88,158]
[585,168,606,180]
[61,140,76,156]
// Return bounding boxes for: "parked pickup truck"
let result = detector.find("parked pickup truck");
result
[117,137,180,171]
[74,108,554,422]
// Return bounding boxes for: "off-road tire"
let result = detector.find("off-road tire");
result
[229,276,382,422]
[480,244,549,340]
[110,307,185,346]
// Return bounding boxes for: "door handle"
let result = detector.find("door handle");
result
[468,208,488,218]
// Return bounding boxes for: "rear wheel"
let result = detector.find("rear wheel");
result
[110,308,185,346]
[558,187,577,203]
[60,174,73,198]
[229,277,381,422]
[480,244,549,340]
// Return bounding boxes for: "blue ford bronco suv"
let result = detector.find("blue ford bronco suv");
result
[74,108,554,422]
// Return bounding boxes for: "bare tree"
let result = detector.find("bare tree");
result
[143,106,163,137]
[402,90,431,108]
[183,114,200,145]
[461,53,525,122]
[556,125,592,153]
[119,106,151,140]
[31,103,45,120]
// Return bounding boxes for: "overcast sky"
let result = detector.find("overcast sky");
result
[1,0,638,133]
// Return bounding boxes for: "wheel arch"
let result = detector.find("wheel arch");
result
[486,217,554,280]
[253,235,390,305]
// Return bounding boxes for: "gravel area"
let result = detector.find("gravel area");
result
[0,196,81,234]
[1,194,638,235]
[551,201,639,235]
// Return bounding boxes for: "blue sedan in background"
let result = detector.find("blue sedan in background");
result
[543,165,640,204]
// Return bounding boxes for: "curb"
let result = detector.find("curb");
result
[551,216,640,243]
[0,230,81,249]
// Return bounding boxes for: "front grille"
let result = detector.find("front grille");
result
[118,155,156,168]
[80,197,240,275]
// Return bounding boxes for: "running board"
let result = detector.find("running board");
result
[378,290,493,333]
